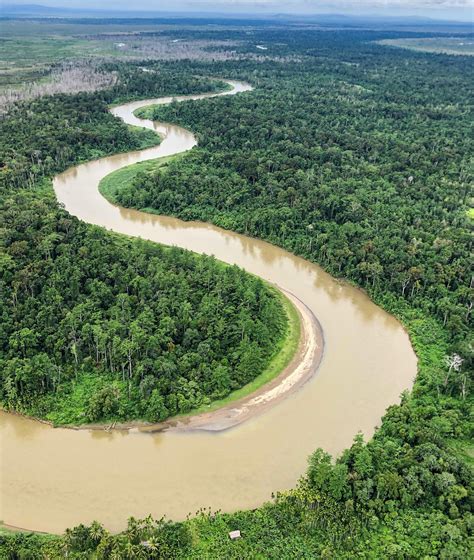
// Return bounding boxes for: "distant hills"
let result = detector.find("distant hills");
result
[1,3,471,28]
[2,3,77,14]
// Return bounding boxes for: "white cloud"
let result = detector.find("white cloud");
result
[6,0,474,18]
[179,0,473,5]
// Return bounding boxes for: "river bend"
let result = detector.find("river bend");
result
[0,80,417,533]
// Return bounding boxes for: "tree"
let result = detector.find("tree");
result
[146,390,169,423]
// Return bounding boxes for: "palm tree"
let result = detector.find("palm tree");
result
[90,520,106,543]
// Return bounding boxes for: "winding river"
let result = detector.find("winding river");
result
[0,80,417,534]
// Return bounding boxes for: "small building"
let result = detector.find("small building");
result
[229,530,241,540]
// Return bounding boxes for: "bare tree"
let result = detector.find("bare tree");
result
[0,61,117,113]
[443,353,469,399]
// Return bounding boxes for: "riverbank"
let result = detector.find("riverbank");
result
[60,287,323,433]
[98,154,177,203]
[1,79,416,534]
[165,289,323,432]
[1,285,307,432]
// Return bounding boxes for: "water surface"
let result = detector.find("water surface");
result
[0,81,417,533]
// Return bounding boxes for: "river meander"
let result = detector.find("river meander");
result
[0,80,417,533]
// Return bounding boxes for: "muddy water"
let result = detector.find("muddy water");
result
[0,81,417,534]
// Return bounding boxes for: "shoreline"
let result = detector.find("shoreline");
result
[0,80,326,435]
[2,288,323,434]
[68,288,323,433]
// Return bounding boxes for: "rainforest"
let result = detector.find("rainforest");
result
[0,13,472,560]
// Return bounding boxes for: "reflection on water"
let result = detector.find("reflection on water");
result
[0,81,417,534]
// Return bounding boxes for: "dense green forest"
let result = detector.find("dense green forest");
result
[131,50,472,344]
[0,67,287,425]
[1,24,473,559]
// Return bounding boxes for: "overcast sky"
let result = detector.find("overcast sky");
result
[4,0,474,20]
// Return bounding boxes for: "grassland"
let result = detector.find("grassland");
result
[0,19,166,90]
[379,37,474,56]
[0,18,237,91]
[0,27,119,89]
[98,155,174,201]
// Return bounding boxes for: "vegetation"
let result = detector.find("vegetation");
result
[99,157,177,203]
[379,37,474,56]
[0,69,289,426]
[0,21,473,559]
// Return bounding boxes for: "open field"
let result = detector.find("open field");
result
[379,36,474,56]
[0,33,118,89]
[0,19,238,90]
[0,21,127,87]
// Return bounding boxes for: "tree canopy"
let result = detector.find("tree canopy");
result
[0,24,472,559]
[0,68,287,425]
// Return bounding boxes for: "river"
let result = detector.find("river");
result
[0,80,417,534]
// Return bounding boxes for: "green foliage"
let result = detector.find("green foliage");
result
[145,389,169,422]
[0,23,472,559]
[86,383,122,422]
[93,27,473,558]
[0,72,287,425]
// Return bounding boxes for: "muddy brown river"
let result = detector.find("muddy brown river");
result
[0,81,417,534]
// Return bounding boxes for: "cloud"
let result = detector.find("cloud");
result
[178,0,474,17]
[180,0,473,5]
[7,0,474,17]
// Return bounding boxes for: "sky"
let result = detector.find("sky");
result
[3,0,474,21]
